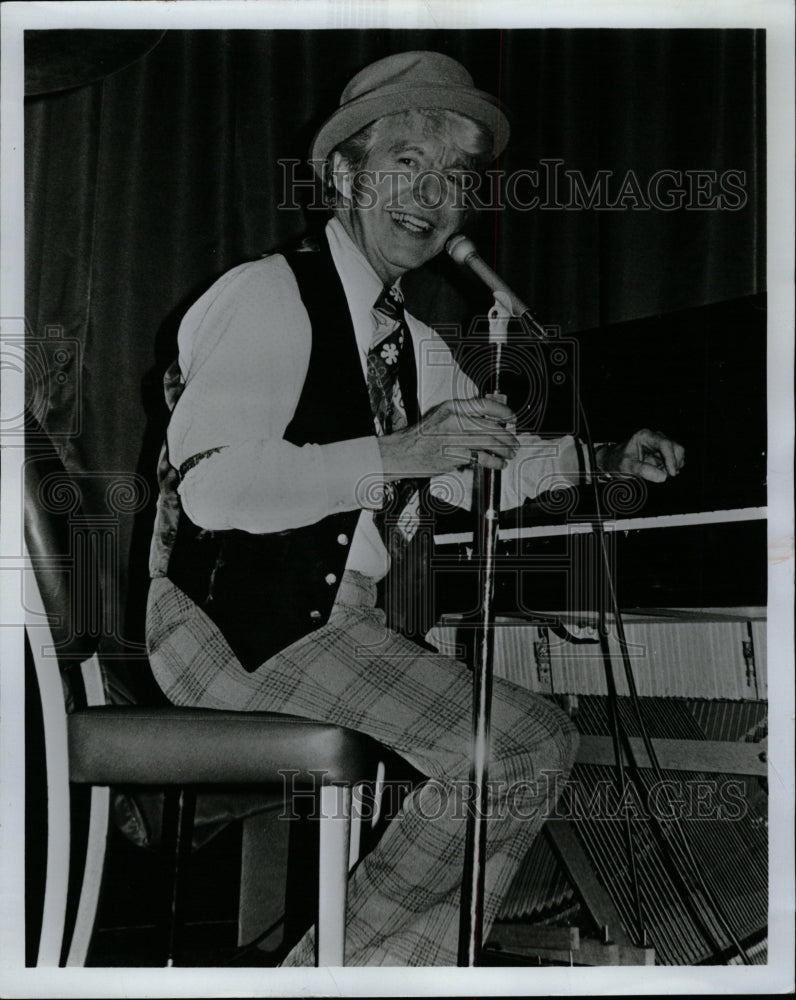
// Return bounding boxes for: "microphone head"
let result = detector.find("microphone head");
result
[445,233,477,265]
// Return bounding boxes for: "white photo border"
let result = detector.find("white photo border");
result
[1,1,793,996]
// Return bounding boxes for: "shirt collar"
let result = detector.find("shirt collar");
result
[327,217,404,358]
[325,217,402,312]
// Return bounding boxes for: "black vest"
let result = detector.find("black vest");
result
[166,238,420,671]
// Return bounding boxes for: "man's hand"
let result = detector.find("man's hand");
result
[377,397,519,480]
[596,428,685,483]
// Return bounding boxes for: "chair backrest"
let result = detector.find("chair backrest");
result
[24,411,109,813]
[24,411,103,671]
[26,406,169,694]
[24,412,171,852]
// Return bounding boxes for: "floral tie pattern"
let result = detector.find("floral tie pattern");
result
[368,284,419,550]
[368,284,410,435]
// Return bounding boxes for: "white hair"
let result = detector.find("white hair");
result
[324,107,492,206]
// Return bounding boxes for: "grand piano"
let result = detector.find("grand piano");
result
[424,293,768,965]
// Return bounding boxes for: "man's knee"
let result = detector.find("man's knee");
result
[487,693,578,783]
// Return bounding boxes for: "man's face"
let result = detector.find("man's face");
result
[337,116,472,285]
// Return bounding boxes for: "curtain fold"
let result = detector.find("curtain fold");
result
[24,28,765,658]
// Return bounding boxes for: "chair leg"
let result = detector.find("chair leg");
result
[27,605,72,966]
[317,784,350,967]
[160,788,196,967]
[65,784,111,966]
[349,756,388,872]
[348,784,364,872]
[371,759,386,828]
[36,780,70,967]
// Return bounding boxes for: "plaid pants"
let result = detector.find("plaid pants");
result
[146,571,579,966]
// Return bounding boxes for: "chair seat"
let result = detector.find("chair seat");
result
[68,706,381,786]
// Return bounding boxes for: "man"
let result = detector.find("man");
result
[146,51,684,966]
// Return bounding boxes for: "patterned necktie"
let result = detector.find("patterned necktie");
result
[368,285,420,554]
[368,284,409,435]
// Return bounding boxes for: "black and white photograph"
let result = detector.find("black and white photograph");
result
[1,1,793,996]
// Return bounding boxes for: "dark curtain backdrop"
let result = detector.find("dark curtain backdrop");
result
[24,28,764,662]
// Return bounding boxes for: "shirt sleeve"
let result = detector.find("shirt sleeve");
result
[407,316,588,511]
[168,256,383,533]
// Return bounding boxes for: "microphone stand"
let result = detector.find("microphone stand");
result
[456,321,506,967]
[452,264,753,965]
[455,296,553,966]
[453,284,629,966]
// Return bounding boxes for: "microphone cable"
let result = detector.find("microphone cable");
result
[448,237,752,963]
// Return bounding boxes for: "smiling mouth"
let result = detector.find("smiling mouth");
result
[389,211,433,234]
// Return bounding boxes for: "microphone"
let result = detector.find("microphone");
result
[445,234,547,338]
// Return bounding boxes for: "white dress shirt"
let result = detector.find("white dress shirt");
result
[168,218,584,582]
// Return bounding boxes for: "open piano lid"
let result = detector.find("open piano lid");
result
[432,293,767,613]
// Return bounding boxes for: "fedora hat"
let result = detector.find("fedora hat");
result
[310,51,510,172]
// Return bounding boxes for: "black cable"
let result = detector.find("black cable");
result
[518,311,649,948]
[516,310,752,965]
[576,397,751,965]
[598,623,647,946]
[591,519,732,961]
[595,521,752,965]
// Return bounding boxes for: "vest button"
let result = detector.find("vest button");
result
[336,533,349,546]
[324,572,337,586]
[309,610,322,621]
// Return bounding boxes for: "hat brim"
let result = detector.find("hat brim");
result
[310,84,510,173]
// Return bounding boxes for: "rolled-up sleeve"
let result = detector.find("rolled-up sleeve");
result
[168,256,383,533]
[430,434,586,511]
